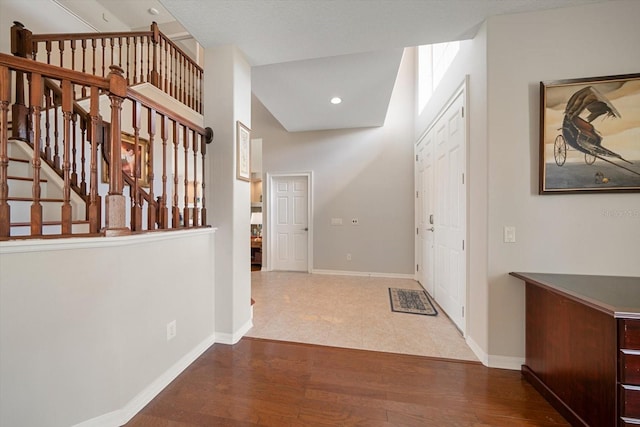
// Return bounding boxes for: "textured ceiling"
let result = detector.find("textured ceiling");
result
[58,0,615,131]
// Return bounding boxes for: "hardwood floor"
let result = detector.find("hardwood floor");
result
[125,338,568,426]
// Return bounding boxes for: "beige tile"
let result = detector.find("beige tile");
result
[250,271,478,362]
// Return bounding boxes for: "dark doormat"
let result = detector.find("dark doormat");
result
[388,288,438,316]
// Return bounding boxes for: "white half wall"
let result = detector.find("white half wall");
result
[254,50,416,276]
[0,229,216,427]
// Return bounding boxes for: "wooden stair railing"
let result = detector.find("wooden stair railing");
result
[0,50,211,240]
[11,21,203,115]
[0,53,116,238]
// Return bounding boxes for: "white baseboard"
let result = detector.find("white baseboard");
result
[465,335,523,370]
[215,318,253,345]
[488,354,525,370]
[72,333,216,427]
[311,269,414,280]
[465,335,489,366]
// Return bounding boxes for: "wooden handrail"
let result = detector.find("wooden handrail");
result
[0,53,109,89]
[17,21,204,114]
[31,30,153,42]
[126,88,205,135]
[1,23,210,239]
[157,32,203,74]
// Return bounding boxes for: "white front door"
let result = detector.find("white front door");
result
[416,135,435,297]
[434,92,466,332]
[270,175,309,271]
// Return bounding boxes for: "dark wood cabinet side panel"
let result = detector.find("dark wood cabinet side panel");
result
[525,283,617,427]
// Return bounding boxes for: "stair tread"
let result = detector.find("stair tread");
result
[10,220,90,226]
[7,176,49,182]
[8,157,29,163]
[8,197,66,202]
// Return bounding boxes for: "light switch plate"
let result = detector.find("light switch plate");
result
[504,226,516,243]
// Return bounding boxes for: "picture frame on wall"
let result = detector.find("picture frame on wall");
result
[236,121,251,182]
[102,131,150,187]
[539,73,640,194]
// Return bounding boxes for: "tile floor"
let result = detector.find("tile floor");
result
[247,271,478,361]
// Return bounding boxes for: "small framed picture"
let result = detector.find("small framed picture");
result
[236,121,251,181]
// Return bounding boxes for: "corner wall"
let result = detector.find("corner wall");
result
[486,0,640,360]
[253,50,416,276]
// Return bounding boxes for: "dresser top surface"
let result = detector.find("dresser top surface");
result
[510,272,640,318]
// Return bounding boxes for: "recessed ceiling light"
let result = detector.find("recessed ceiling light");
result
[148,7,160,15]
[330,97,342,105]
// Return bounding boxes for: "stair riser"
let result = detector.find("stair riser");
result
[7,179,52,199]
[7,160,33,179]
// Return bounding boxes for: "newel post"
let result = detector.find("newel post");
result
[103,65,130,236]
[10,21,31,141]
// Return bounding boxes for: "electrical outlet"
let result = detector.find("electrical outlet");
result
[167,320,176,341]
[346,253,352,261]
[351,218,359,225]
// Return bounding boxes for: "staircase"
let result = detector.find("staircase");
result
[0,22,211,240]
[7,136,89,236]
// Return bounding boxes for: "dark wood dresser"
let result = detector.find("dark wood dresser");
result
[510,272,640,427]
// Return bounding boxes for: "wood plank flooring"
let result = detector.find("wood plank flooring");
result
[125,338,568,426]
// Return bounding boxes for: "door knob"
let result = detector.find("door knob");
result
[303,227,309,231]
[427,227,434,232]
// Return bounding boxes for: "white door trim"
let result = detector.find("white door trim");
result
[265,171,313,272]
[414,77,469,336]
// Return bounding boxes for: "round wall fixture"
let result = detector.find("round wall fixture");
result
[330,97,342,105]
[205,127,214,144]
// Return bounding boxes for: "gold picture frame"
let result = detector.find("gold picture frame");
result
[236,121,251,182]
[102,131,150,187]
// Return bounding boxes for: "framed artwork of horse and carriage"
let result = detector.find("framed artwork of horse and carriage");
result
[539,73,640,194]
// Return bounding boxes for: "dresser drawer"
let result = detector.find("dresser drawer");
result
[620,320,640,350]
[621,385,640,419]
[621,351,640,385]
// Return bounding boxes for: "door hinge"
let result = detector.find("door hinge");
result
[462,306,465,317]
[417,264,419,272]
[416,154,418,161]
[416,227,419,235]
[462,173,465,184]
[462,240,465,250]
[416,191,419,198]
[461,106,464,118]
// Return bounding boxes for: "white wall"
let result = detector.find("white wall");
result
[486,0,640,359]
[205,45,253,341]
[253,50,416,276]
[416,0,640,366]
[0,0,95,55]
[0,230,216,427]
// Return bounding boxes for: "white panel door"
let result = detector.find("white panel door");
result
[272,175,309,271]
[434,92,466,332]
[416,133,435,297]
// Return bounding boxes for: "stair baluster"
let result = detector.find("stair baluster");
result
[0,65,10,237]
[29,72,43,235]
